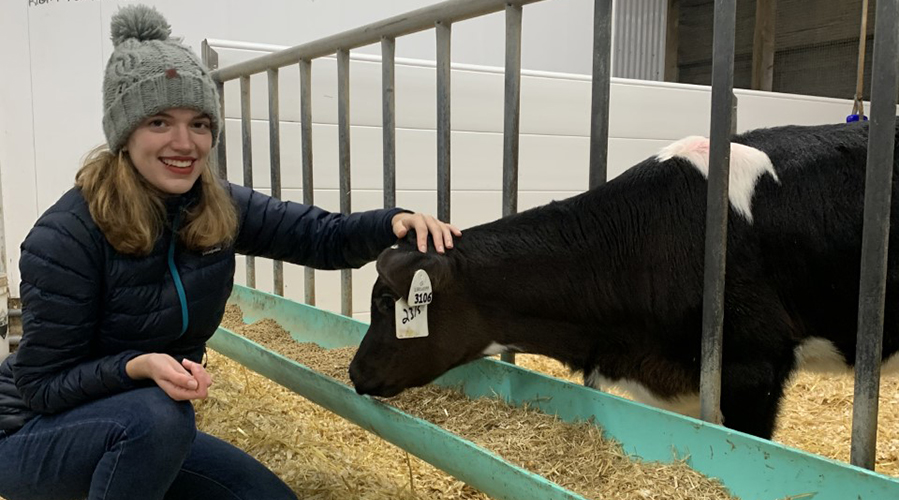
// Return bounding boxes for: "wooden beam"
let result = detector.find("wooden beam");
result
[664,0,680,82]
[751,0,776,91]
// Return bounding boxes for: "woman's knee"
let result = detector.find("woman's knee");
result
[117,387,197,446]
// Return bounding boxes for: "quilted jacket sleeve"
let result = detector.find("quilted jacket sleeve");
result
[13,210,141,414]
[230,183,405,270]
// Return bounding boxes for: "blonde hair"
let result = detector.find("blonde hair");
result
[75,146,238,256]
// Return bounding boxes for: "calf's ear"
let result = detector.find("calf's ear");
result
[376,247,451,298]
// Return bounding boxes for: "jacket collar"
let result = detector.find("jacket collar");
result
[163,181,202,218]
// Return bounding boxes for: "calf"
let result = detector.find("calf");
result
[348,121,899,439]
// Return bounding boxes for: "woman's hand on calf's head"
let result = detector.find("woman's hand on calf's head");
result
[391,213,461,254]
[126,353,213,401]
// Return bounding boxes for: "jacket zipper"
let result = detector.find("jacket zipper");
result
[168,213,189,337]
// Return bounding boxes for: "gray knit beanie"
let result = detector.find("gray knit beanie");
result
[103,5,221,153]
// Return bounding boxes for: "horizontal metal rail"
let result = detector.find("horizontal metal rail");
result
[209,0,542,82]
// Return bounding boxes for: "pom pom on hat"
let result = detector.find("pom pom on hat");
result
[110,5,171,46]
[102,4,220,153]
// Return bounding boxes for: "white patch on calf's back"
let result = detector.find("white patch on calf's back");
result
[794,337,899,374]
[794,337,849,372]
[884,352,899,373]
[482,342,519,356]
[656,136,779,223]
[585,369,701,418]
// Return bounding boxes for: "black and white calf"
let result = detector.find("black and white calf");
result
[348,121,899,439]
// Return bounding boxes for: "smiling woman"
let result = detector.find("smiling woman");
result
[126,109,213,195]
[0,4,457,500]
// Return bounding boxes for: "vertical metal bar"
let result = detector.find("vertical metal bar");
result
[655,0,665,80]
[625,1,633,77]
[201,42,227,179]
[853,0,871,117]
[0,156,8,363]
[731,94,738,135]
[268,68,284,296]
[500,4,523,366]
[338,49,353,317]
[589,0,613,189]
[636,0,645,78]
[851,0,899,471]
[382,37,397,209]
[216,80,228,179]
[299,60,316,306]
[436,21,452,223]
[240,75,256,289]
[699,0,737,427]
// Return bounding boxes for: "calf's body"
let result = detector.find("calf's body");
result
[349,121,899,439]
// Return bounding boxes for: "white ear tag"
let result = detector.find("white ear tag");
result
[395,297,428,339]
[395,269,433,339]
[408,269,433,306]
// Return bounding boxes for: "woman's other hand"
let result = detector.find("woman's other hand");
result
[391,213,461,254]
[126,353,213,401]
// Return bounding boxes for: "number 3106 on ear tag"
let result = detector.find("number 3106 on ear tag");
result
[396,269,432,339]
[408,269,433,306]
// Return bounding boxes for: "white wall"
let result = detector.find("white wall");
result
[212,41,865,321]
[0,0,866,321]
[0,0,594,299]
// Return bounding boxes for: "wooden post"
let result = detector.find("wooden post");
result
[664,0,679,82]
[751,0,776,91]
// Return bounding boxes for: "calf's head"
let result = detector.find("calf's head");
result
[349,244,495,397]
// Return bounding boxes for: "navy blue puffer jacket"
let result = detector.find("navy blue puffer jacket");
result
[0,182,402,432]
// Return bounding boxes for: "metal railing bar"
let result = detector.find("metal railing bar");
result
[699,0,737,427]
[268,68,285,296]
[240,75,256,288]
[382,37,397,209]
[338,49,353,316]
[500,3,523,366]
[216,80,228,179]
[200,42,228,179]
[589,0,613,189]
[205,40,628,83]
[209,0,543,83]
[850,0,899,471]
[436,21,452,223]
[299,59,316,305]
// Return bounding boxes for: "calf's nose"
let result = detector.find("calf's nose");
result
[348,362,370,395]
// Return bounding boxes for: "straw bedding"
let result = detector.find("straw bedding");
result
[203,307,739,499]
[514,353,899,478]
[0,306,894,500]
[200,306,899,499]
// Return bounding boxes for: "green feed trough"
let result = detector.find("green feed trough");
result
[209,285,899,500]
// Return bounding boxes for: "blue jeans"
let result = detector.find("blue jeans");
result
[0,387,297,500]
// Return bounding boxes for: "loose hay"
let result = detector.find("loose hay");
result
[775,371,899,476]
[210,305,737,500]
[513,354,899,478]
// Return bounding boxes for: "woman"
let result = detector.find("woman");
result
[0,5,459,500]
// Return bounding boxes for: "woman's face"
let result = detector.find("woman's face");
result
[125,108,212,195]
